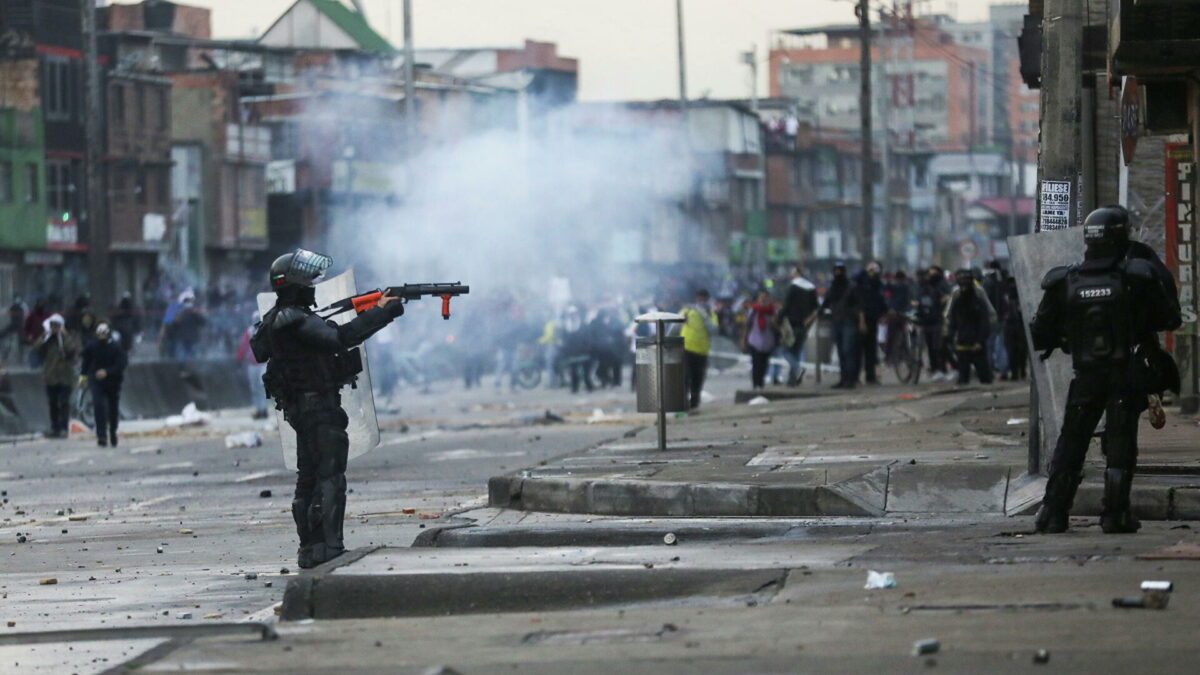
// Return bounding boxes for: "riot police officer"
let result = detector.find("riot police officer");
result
[251,249,405,568]
[1030,206,1181,534]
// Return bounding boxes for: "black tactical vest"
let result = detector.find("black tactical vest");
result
[1064,262,1132,368]
[253,306,362,404]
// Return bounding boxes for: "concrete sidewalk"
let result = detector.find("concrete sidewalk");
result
[488,382,1200,521]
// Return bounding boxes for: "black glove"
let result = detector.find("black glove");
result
[386,299,405,319]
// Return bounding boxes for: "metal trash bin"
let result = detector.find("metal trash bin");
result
[635,336,687,413]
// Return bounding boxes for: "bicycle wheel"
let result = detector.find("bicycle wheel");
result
[908,330,924,385]
[513,365,542,390]
[72,386,94,429]
[892,333,915,383]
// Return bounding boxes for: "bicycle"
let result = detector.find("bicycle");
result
[889,310,925,385]
[512,342,543,390]
[71,378,94,429]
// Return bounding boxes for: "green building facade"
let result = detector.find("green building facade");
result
[0,106,47,251]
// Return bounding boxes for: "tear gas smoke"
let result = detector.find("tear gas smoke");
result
[324,103,718,308]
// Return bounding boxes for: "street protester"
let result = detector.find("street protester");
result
[81,321,128,447]
[945,269,994,385]
[679,289,717,409]
[855,262,887,384]
[742,289,778,390]
[916,266,952,381]
[251,249,406,569]
[235,314,270,419]
[883,270,913,363]
[1001,276,1027,381]
[821,262,865,389]
[779,266,819,386]
[1030,206,1181,535]
[35,314,79,439]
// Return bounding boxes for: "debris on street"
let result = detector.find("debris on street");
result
[1034,649,1051,664]
[912,639,940,656]
[165,403,210,428]
[225,431,264,448]
[38,578,57,585]
[864,570,896,589]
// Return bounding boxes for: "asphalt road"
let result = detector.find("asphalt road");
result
[0,373,659,673]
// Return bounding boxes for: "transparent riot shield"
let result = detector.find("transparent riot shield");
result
[256,270,381,470]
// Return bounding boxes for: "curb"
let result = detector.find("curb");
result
[489,469,1200,520]
[279,546,379,622]
[416,521,806,548]
[279,561,787,620]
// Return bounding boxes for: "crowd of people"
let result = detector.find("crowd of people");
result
[0,259,1030,436]
[720,260,1028,392]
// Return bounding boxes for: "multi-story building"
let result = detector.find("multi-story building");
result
[0,0,89,305]
[97,31,175,301]
[563,100,764,276]
[769,18,989,152]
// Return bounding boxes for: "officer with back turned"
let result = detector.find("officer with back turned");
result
[1030,206,1181,534]
[250,249,405,568]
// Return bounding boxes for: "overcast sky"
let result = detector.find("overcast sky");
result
[176,0,1008,101]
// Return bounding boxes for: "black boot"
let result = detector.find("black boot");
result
[109,430,118,447]
[1100,468,1140,534]
[1035,470,1082,534]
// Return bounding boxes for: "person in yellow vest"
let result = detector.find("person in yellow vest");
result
[680,289,718,409]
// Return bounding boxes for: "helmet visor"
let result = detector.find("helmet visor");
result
[289,249,333,286]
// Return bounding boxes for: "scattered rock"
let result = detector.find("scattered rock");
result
[264,581,273,588]
[203,613,223,620]
[38,578,57,586]
[245,573,258,580]
[177,529,193,535]
[912,639,939,656]
[156,547,163,554]
[16,536,26,544]
[402,508,416,514]
[280,568,290,575]
[68,515,87,521]
[175,612,192,620]
[5,621,14,628]
[1033,649,1050,665]
[259,490,272,499]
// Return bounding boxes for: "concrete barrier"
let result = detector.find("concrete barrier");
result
[0,359,252,436]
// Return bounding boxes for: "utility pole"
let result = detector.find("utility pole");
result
[82,0,111,311]
[1035,0,1083,232]
[403,0,416,145]
[675,0,688,106]
[878,8,892,266]
[858,0,874,260]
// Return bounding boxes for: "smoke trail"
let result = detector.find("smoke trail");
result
[324,102,716,307]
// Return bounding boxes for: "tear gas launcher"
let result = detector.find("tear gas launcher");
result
[318,282,470,320]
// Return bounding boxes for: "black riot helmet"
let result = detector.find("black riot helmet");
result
[269,249,332,306]
[1082,205,1131,255]
[270,249,332,290]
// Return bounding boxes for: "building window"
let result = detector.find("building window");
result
[24,163,38,202]
[156,167,169,205]
[112,85,125,123]
[158,89,169,131]
[135,167,147,204]
[137,87,146,127]
[42,56,76,121]
[46,160,73,214]
[0,161,11,202]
